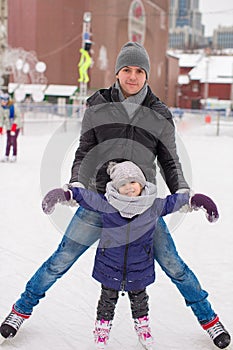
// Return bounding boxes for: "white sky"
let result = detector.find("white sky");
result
[199,0,233,36]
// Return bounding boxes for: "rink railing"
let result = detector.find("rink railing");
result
[17,104,233,137]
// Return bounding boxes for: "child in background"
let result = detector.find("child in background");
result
[0,93,22,162]
[42,161,219,350]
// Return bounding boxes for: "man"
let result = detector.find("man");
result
[0,42,230,349]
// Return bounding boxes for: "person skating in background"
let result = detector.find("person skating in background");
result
[0,42,231,349]
[0,93,22,162]
[41,161,220,349]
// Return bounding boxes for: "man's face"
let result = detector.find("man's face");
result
[116,66,147,97]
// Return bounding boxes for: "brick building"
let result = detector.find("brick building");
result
[176,54,233,109]
[166,52,179,107]
[7,0,170,102]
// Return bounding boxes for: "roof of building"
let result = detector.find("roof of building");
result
[44,85,78,96]
[167,51,204,67]
[8,83,47,94]
[189,56,233,83]
[178,53,203,67]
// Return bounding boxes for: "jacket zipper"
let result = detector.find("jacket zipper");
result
[120,222,130,296]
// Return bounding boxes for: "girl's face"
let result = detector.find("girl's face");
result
[116,66,147,97]
[118,181,142,197]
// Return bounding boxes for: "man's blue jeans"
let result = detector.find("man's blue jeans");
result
[14,206,216,324]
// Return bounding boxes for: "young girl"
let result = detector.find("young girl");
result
[0,93,22,162]
[42,161,219,350]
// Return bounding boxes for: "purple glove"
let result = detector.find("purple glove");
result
[190,193,219,223]
[42,188,71,214]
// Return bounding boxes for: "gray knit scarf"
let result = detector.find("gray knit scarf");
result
[105,181,157,218]
[115,81,148,119]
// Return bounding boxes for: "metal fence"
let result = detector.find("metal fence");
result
[18,103,81,119]
[18,103,233,138]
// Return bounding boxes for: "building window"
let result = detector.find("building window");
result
[192,83,199,92]
[128,0,146,45]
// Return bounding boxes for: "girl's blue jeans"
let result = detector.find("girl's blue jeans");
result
[14,206,216,324]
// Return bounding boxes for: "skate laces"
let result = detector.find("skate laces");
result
[3,311,26,331]
[134,316,154,344]
[206,321,227,340]
[94,319,111,345]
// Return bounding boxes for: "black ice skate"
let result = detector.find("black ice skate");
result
[202,316,231,349]
[0,306,29,343]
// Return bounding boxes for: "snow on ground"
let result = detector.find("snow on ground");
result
[0,114,232,350]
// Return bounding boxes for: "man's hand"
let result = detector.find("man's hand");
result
[176,188,192,213]
[62,182,85,206]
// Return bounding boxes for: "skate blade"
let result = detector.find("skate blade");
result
[0,334,6,345]
[141,343,154,350]
[211,343,232,350]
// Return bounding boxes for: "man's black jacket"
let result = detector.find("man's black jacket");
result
[70,84,189,194]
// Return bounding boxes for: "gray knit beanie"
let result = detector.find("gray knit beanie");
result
[107,161,146,190]
[115,42,150,78]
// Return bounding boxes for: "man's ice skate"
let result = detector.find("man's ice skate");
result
[134,316,154,350]
[202,316,231,349]
[93,319,112,349]
[0,306,30,342]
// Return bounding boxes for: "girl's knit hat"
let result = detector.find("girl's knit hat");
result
[115,42,150,78]
[107,161,146,190]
